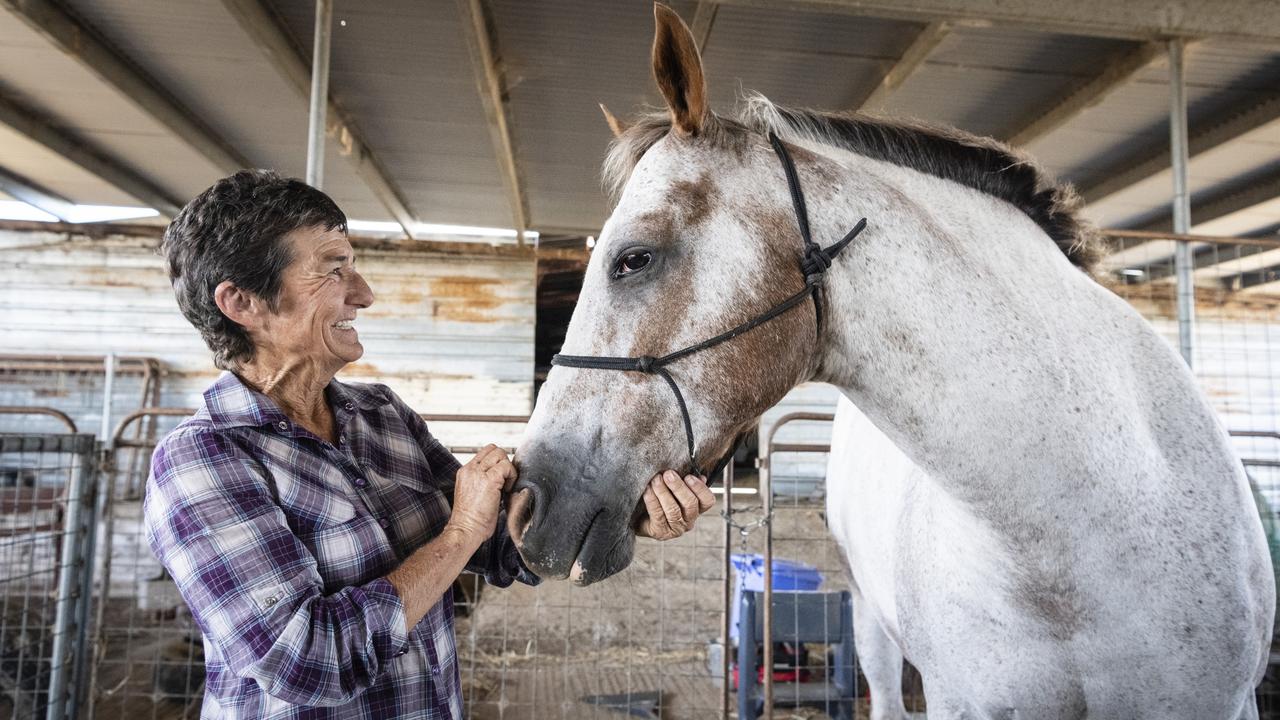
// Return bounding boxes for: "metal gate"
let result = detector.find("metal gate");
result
[0,434,98,720]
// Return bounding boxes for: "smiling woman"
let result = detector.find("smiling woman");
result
[142,169,713,719]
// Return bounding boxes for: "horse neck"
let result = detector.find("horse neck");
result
[799,147,1214,507]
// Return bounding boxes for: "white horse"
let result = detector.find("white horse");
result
[512,5,1274,718]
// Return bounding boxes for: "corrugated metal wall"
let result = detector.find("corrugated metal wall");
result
[0,227,536,449]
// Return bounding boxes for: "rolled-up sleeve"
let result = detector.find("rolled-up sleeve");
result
[144,429,410,707]
[390,400,540,588]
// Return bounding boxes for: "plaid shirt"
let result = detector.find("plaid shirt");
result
[145,372,537,719]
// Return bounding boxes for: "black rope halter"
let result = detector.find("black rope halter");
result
[552,132,868,480]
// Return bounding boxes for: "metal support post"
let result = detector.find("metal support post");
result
[46,436,98,720]
[99,353,115,441]
[306,0,333,189]
[720,462,733,720]
[1168,39,1195,367]
[761,448,774,720]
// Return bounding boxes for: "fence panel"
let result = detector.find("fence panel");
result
[0,434,97,720]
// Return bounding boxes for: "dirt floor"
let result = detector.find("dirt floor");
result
[455,498,864,720]
[12,494,894,720]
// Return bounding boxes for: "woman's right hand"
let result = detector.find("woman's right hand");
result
[448,443,517,543]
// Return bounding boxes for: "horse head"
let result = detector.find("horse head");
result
[510,4,825,584]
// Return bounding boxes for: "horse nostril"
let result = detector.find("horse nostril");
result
[506,488,536,547]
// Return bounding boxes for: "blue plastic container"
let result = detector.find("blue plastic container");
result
[729,553,823,642]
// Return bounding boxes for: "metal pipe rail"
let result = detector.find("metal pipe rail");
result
[757,411,835,720]
[0,405,78,433]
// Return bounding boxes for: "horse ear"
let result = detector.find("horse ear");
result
[599,103,628,138]
[651,3,707,136]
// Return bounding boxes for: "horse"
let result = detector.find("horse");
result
[511,4,1275,717]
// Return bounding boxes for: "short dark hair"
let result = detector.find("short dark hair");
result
[161,170,347,369]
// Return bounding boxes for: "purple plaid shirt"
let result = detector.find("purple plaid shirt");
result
[145,372,537,719]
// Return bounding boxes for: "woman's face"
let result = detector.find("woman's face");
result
[255,225,375,377]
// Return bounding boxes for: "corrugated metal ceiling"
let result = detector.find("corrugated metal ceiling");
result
[0,0,1276,245]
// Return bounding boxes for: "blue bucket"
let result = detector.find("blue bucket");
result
[729,553,823,642]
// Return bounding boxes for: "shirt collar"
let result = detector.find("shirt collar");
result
[202,372,392,431]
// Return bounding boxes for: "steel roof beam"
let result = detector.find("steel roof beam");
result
[220,0,418,238]
[456,0,529,245]
[703,0,1280,44]
[1233,262,1280,292]
[690,3,719,53]
[1081,92,1280,204]
[0,0,249,175]
[0,93,184,217]
[0,165,76,221]
[855,21,950,112]
[1134,243,1280,283]
[1134,168,1280,235]
[1002,41,1164,147]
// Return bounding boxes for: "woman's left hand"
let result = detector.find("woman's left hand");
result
[637,470,716,540]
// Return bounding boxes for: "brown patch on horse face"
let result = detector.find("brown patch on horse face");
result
[666,172,719,228]
[689,200,817,465]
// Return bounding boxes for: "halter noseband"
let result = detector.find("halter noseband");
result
[552,132,868,480]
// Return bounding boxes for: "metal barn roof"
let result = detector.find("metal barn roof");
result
[0,0,1277,266]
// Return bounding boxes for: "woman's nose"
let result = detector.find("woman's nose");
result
[349,270,375,308]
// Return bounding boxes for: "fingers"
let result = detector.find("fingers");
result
[685,474,716,513]
[661,470,702,526]
[650,471,689,535]
[472,443,505,468]
[640,483,669,539]
[469,444,518,490]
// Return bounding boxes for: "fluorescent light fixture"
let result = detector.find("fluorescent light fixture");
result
[710,487,759,495]
[0,201,57,222]
[347,218,540,242]
[0,201,157,224]
[1121,268,1145,277]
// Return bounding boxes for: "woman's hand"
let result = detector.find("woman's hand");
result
[447,444,517,543]
[637,470,716,541]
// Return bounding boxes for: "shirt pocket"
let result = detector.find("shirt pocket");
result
[298,515,395,591]
[378,468,451,545]
[274,464,360,533]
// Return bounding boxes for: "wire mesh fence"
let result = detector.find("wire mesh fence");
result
[0,434,97,720]
[1103,233,1280,718]
[0,233,1276,719]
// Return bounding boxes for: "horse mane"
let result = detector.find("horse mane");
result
[603,94,1104,273]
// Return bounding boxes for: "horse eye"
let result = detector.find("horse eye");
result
[613,251,652,278]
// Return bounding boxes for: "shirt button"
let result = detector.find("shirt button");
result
[344,402,355,411]
[276,420,288,432]
[396,648,408,657]
[378,517,390,529]
[338,436,346,445]
[263,596,278,608]
[354,477,367,488]
[431,666,441,676]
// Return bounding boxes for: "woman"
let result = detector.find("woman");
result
[144,170,714,719]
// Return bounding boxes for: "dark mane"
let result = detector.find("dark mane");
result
[603,96,1103,273]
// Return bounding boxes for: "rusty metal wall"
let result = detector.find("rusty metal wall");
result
[0,227,537,448]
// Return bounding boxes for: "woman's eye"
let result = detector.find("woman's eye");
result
[613,251,652,278]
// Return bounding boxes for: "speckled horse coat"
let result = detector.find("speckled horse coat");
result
[515,7,1274,718]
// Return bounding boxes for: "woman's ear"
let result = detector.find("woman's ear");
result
[214,280,263,331]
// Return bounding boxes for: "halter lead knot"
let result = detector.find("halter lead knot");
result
[802,243,835,279]
[635,356,658,373]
